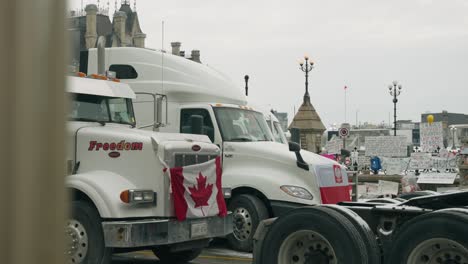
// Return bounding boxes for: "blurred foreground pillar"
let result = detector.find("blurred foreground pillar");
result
[0,0,66,263]
[459,138,468,189]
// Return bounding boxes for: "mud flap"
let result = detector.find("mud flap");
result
[252,217,277,264]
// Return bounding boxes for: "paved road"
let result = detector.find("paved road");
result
[112,247,253,264]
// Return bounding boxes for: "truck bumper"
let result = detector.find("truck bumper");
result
[270,200,307,217]
[102,213,233,248]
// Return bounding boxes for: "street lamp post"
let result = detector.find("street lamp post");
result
[244,75,249,96]
[451,126,457,150]
[299,55,314,101]
[388,81,402,136]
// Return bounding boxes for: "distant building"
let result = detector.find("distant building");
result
[68,2,203,68]
[421,111,468,126]
[68,2,146,63]
[420,111,468,148]
[289,91,326,153]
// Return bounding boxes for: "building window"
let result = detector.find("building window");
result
[109,64,138,79]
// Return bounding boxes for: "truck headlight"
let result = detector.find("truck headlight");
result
[280,185,313,200]
[120,189,156,204]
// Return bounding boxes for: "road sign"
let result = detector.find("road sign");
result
[339,127,349,138]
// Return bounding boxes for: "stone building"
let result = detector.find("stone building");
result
[69,1,146,52]
[170,42,202,63]
[289,92,326,153]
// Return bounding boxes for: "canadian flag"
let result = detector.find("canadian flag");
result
[167,157,227,221]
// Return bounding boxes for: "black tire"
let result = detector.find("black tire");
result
[258,206,369,264]
[226,194,269,252]
[386,210,468,264]
[324,205,381,264]
[153,248,202,264]
[67,200,111,264]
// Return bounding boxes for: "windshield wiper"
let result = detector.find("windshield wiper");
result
[229,137,253,142]
[72,118,106,126]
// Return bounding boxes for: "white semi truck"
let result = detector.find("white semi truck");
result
[65,75,232,264]
[82,47,350,251]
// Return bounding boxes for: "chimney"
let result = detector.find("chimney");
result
[180,50,185,57]
[85,4,98,49]
[133,33,146,48]
[171,42,181,55]
[113,11,127,46]
[190,50,201,63]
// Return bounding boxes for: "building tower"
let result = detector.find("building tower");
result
[289,83,326,153]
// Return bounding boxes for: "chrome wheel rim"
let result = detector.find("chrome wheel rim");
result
[407,238,468,264]
[65,219,89,264]
[278,230,337,264]
[232,207,252,241]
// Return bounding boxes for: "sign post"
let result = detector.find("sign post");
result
[339,124,350,149]
[339,124,350,164]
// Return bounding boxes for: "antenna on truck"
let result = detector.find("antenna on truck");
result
[161,20,165,96]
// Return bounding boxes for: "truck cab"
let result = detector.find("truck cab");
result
[251,103,289,145]
[83,47,349,251]
[66,75,232,264]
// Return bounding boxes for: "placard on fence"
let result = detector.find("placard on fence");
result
[420,122,444,153]
[382,157,410,175]
[409,153,458,170]
[417,173,457,184]
[325,138,343,154]
[365,136,407,157]
[409,153,432,170]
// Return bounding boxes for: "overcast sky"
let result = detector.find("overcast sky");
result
[70,0,468,128]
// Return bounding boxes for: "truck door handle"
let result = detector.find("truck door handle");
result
[224,154,233,158]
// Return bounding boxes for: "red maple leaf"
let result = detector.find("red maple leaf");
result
[188,172,213,208]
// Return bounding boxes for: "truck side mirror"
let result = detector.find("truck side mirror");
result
[288,142,301,152]
[288,142,309,171]
[290,128,300,145]
[190,115,204,135]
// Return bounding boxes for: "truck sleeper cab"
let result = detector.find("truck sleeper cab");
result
[66,76,232,264]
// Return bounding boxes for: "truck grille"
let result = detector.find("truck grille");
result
[174,154,217,167]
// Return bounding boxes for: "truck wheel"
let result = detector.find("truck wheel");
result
[387,210,468,264]
[66,201,111,264]
[153,248,202,264]
[259,207,369,264]
[324,205,381,264]
[226,194,269,252]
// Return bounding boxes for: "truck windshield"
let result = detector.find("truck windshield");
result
[213,107,273,142]
[69,93,136,126]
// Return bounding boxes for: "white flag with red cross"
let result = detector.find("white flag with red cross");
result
[167,157,227,221]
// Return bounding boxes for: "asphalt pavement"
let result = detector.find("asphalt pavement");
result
[112,247,253,264]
